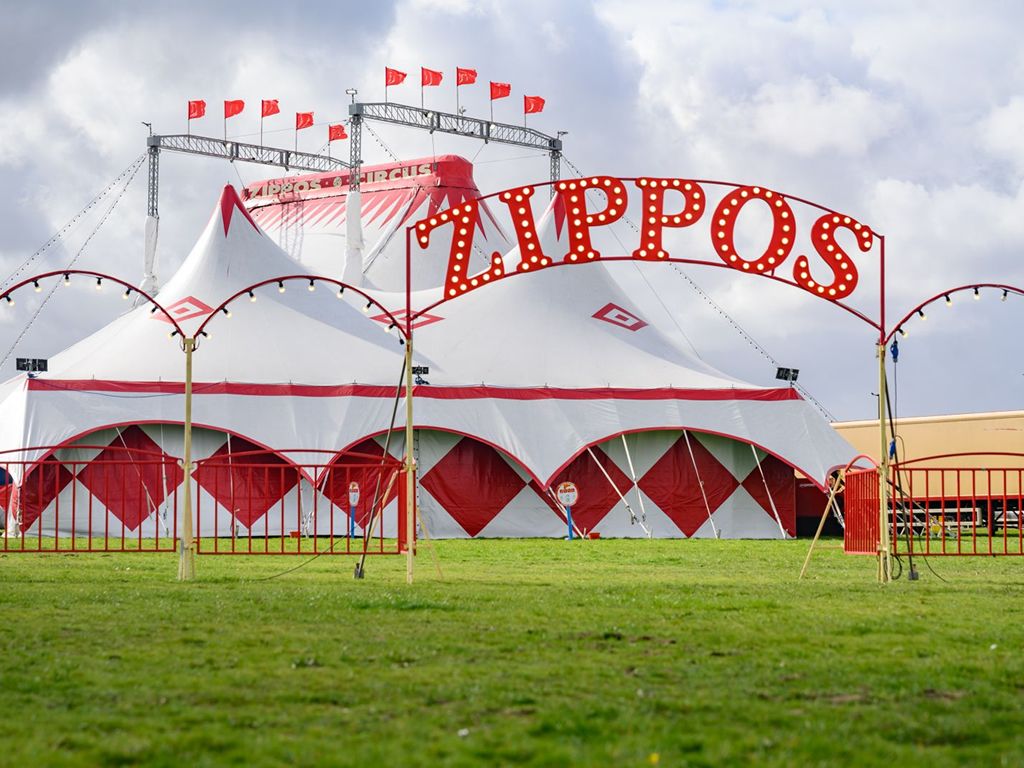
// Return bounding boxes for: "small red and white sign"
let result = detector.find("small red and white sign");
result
[556,481,579,508]
[592,303,648,332]
[370,309,445,330]
[153,296,214,324]
[348,481,360,508]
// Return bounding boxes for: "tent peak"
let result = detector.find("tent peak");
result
[218,184,260,237]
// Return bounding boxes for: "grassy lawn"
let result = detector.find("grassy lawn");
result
[1,539,1023,767]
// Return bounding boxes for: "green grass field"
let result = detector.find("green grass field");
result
[2,539,1023,767]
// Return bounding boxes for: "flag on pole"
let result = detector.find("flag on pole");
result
[385,66,406,103]
[524,95,545,114]
[187,99,205,136]
[224,100,245,118]
[421,67,442,108]
[259,99,279,145]
[223,100,244,140]
[295,111,313,152]
[385,67,407,86]
[489,81,511,122]
[328,124,348,141]
[455,67,477,114]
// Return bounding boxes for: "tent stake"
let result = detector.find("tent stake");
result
[620,434,650,536]
[585,446,650,537]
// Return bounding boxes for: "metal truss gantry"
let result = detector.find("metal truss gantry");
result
[145,134,350,218]
[347,102,563,196]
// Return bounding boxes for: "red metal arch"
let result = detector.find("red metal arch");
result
[410,256,882,332]
[1,269,186,338]
[405,176,886,337]
[884,283,1024,344]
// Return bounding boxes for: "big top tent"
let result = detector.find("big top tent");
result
[0,156,858,541]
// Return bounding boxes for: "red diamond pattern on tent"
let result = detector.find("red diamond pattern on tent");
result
[533,446,632,533]
[14,460,74,532]
[421,438,526,536]
[320,438,401,528]
[638,435,739,536]
[370,309,444,329]
[193,436,298,528]
[77,426,184,531]
[592,303,648,332]
[152,295,214,325]
[740,454,796,536]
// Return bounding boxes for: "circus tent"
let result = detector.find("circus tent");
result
[0,158,858,540]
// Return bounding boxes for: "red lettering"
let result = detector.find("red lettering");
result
[631,178,705,259]
[555,176,626,263]
[414,200,504,298]
[711,186,795,275]
[793,213,871,299]
[496,186,552,273]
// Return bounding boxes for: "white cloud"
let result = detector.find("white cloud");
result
[980,97,1024,173]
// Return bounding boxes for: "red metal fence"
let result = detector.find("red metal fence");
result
[0,446,407,556]
[845,454,1024,556]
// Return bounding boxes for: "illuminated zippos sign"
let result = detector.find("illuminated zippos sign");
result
[413,176,878,317]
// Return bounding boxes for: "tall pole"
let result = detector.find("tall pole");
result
[877,234,891,584]
[877,342,891,583]
[404,226,415,585]
[178,336,197,581]
[405,336,415,585]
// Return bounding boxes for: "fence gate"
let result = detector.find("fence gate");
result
[845,454,1024,556]
[0,446,409,557]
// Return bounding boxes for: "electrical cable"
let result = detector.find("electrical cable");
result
[1,153,146,290]
[254,353,407,581]
[0,156,146,370]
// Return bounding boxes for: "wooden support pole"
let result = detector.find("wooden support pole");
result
[404,338,415,585]
[799,471,844,580]
[178,336,196,581]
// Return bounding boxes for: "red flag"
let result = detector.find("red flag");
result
[490,81,511,100]
[456,67,478,86]
[188,100,206,120]
[328,124,348,142]
[261,99,280,118]
[295,112,314,130]
[421,67,443,87]
[385,67,407,86]
[224,99,245,119]
[524,95,545,114]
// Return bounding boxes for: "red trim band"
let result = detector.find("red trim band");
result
[26,378,801,402]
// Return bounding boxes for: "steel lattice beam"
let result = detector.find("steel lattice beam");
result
[147,134,350,174]
[349,102,563,153]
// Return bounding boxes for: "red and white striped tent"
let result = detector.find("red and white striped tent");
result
[0,158,857,539]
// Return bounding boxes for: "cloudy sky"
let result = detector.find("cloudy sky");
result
[0,0,1021,421]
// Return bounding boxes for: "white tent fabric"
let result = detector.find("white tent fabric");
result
[0,162,859,538]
